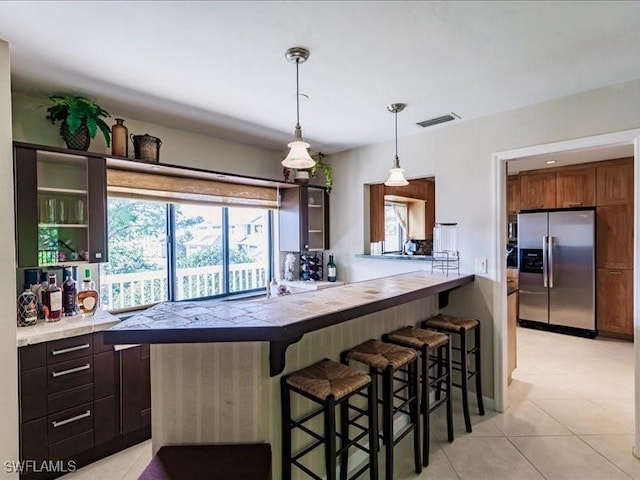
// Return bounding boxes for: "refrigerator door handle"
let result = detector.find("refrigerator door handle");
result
[542,235,548,287]
[549,235,554,288]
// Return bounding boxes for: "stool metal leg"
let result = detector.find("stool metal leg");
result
[421,345,430,467]
[325,395,337,480]
[382,365,394,479]
[339,391,349,480]
[460,330,472,433]
[474,325,485,416]
[408,360,422,474]
[368,375,379,480]
[281,377,292,480]
[445,342,454,442]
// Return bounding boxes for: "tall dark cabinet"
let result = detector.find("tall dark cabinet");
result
[279,186,329,252]
[13,143,108,268]
[18,334,151,479]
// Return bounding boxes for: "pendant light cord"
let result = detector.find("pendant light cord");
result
[395,109,398,162]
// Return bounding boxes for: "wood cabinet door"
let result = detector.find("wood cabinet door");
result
[14,146,38,267]
[596,205,633,269]
[556,167,596,207]
[519,172,556,210]
[369,184,385,243]
[597,268,633,335]
[506,176,519,215]
[88,158,108,263]
[596,161,633,206]
[121,345,151,435]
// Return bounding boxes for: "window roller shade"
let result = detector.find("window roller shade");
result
[106,169,278,207]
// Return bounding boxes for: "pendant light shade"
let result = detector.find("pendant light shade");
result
[282,47,315,170]
[384,103,409,187]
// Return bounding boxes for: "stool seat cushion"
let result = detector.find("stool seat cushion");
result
[423,314,479,332]
[346,339,418,371]
[138,444,271,480]
[386,326,449,350]
[286,358,371,401]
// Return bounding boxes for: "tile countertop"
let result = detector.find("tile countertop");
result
[16,309,120,347]
[355,253,433,261]
[280,280,345,290]
[104,271,474,345]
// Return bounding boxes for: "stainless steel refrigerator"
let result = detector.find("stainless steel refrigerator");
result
[518,208,596,335]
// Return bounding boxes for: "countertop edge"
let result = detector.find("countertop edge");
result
[355,253,433,261]
[103,273,474,345]
[17,311,120,347]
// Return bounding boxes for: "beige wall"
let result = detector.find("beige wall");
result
[11,92,285,180]
[0,40,19,479]
[327,77,640,400]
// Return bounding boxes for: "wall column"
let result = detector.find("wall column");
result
[0,39,19,479]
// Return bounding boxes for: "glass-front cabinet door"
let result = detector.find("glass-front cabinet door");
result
[14,144,108,268]
[37,152,89,265]
[307,187,326,251]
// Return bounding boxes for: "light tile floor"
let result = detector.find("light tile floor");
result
[62,326,638,479]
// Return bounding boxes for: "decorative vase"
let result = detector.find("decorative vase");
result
[60,122,91,151]
[111,118,129,157]
[131,133,162,162]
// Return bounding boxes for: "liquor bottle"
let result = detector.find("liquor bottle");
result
[327,255,337,282]
[77,268,99,315]
[17,288,38,327]
[62,269,78,316]
[36,271,49,320]
[44,273,62,322]
[269,278,279,298]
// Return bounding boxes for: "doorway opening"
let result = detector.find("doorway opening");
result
[492,129,640,456]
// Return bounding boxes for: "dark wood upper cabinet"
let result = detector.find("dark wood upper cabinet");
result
[519,172,556,210]
[13,143,108,268]
[555,167,596,207]
[278,186,329,252]
[596,160,634,206]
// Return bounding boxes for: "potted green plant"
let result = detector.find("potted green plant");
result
[46,94,111,151]
[283,152,333,192]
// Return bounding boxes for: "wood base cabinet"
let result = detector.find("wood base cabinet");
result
[597,269,633,337]
[18,334,150,479]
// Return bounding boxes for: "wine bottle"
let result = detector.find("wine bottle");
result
[77,268,99,315]
[327,255,337,282]
[62,269,78,316]
[44,273,62,322]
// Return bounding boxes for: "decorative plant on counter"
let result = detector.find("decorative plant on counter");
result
[282,152,333,193]
[46,94,111,151]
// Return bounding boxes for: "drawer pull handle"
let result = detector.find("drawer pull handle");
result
[51,363,91,378]
[568,202,583,206]
[608,271,623,275]
[52,344,90,356]
[52,410,91,428]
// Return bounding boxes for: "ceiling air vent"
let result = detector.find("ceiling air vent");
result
[417,112,460,128]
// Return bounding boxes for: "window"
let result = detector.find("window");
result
[100,198,273,311]
[384,201,407,253]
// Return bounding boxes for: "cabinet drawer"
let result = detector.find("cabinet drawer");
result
[19,343,46,371]
[47,402,93,445]
[46,335,93,365]
[49,430,94,462]
[48,383,94,415]
[47,356,94,394]
[20,366,47,423]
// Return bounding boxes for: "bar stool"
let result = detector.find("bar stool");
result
[422,314,485,433]
[341,339,421,479]
[281,358,378,480]
[382,327,453,466]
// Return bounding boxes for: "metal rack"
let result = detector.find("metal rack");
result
[431,250,460,276]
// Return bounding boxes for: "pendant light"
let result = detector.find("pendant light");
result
[384,103,409,187]
[282,47,315,170]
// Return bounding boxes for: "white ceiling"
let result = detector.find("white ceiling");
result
[1,1,640,155]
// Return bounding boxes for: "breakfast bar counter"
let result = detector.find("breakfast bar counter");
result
[103,271,474,478]
[104,271,473,375]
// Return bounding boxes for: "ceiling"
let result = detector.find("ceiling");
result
[1,1,640,155]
